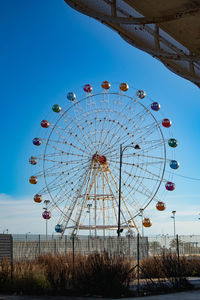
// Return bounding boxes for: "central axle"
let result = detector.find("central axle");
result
[92,152,107,164]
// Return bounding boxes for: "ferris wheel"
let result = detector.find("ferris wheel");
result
[29,81,178,236]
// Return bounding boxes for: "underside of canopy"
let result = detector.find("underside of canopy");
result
[64,0,200,88]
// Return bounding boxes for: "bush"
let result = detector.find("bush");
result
[12,270,51,294]
[1,252,199,296]
[73,252,134,297]
[140,254,193,290]
[0,258,50,294]
[36,253,71,291]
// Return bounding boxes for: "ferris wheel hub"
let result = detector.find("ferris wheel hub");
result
[92,152,107,165]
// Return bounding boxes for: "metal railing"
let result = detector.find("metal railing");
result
[12,234,148,260]
[1,234,199,260]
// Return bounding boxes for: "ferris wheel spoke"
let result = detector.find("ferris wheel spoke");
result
[88,102,104,148]
[33,152,62,162]
[98,119,118,153]
[108,166,150,214]
[120,160,163,181]
[103,171,128,226]
[99,167,108,231]
[106,167,140,232]
[109,158,165,168]
[134,128,160,146]
[80,113,99,148]
[61,114,95,155]
[71,104,99,150]
[44,138,90,156]
[99,112,130,153]
[73,165,99,234]
[135,121,159,134]
[40,152,62,158]
[38,174,68,195]
[49,163,91,196]
[60,157,90,165]
[137,141,165,153]
[108,119,153,152]
[42,156,89,165]
[131,175,162,182]
[50,123,93,155]
[63,161,94,208]
[92,109,112,151]
[52,163,93,227]
[133,125,161,145]
[107,164,141,208]
[123,153,166,161]
[97,117,108,150]
[101,120,130,154]
[41,158,66,164]
[61,166,90,186]
[104,175,124,227]
[94,116,98,147]
[131,107,151,128]
[109,163,152,197]
[103,135,136,157]
[130,178,162,209]
[100,107,138,154]
[44,167,85,178]
[58,111,94,153]
[79,118,104,151]
[43,161,91,195]
[103,119,143,154]
[113,106,149,143]
[98,93,113,152]
[138,139,165,147]
[98,102,135,153]
[43,142,90,159]
[34,163,62,177]
[131,174,158,198]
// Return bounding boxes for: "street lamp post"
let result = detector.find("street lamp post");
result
[118,143,141,237]
[43,200,50,240]
[139,209,144,237]
[171,210,176,237]
[26,232,31,242]
[87,204,92,237]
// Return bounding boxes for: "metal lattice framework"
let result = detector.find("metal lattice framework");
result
[29,83,178,236]
[64,0,200,87]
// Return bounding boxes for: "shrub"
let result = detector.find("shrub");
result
[140,253,192,290]
[73,252,134,297]
[36,253,73,291]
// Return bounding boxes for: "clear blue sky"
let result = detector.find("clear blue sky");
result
[1,0,200,234]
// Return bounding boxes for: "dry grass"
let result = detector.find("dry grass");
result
[1,252,198,296]
[73,252,134,297]
[140,254,194,292]
[0,252,133,297]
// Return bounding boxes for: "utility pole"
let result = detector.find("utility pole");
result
[43,200,50,240]
[139,208,144,237]
[171,210,176,237]
[87,203,92,237]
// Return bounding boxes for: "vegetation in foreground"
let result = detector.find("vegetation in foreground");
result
[0,252,197,297]
[0,253,134,297]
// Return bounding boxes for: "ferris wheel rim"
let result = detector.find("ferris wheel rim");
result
[41,90,167,226]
